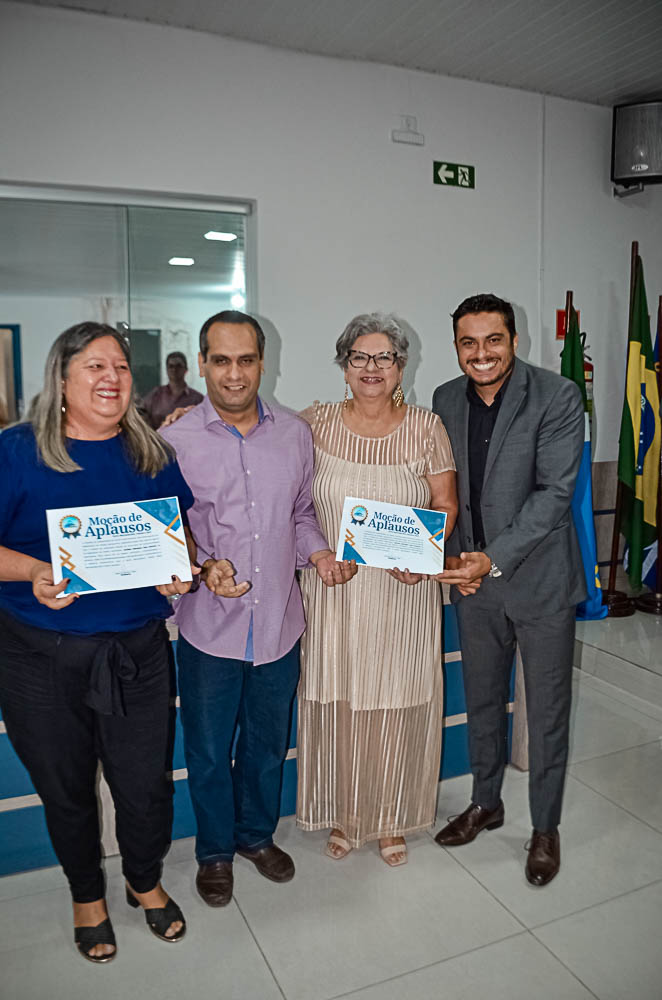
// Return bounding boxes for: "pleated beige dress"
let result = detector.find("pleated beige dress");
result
[296,402,455,847]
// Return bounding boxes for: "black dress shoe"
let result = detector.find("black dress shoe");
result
[525,830,560,886]
[236,844,295,883]
[196,861,234,907]
[434,801,505,847]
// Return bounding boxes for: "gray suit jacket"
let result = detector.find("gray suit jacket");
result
[432,357,587,615]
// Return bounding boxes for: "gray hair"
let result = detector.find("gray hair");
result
[32,322,174,476]
[334,313,408,369]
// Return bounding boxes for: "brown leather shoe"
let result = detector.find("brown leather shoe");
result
[236,844,295,883]
[434,801,505,847]
[196,861,234,906]
[525,830,560,886]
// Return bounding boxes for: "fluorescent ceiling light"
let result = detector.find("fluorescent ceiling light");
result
[204,231,237,242]
[231,293,246,309]
[168,257,194,266]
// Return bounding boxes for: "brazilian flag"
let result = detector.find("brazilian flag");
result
[561,307,606,619]
[618,256,661,589]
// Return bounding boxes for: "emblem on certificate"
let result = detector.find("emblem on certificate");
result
[60,514,82,539]
[46,497,191,596]
[350,504,368,525]
[336,496,447,574]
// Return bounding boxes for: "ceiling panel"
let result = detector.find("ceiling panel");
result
[13,0,662,105]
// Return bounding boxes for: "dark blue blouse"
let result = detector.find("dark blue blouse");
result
[0,423,194,634]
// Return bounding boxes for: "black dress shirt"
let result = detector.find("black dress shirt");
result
[466,376,511,548]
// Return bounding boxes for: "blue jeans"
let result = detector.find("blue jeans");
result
[176,637,300,863]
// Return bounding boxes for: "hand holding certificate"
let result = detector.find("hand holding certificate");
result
[336,497,447,575]
[46,497,192,596]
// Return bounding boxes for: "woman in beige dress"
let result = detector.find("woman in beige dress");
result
[297,313,457,866]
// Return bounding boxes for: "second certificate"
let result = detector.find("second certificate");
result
[336,496,447,574]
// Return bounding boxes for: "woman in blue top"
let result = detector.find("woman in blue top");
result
[0,323,244,963]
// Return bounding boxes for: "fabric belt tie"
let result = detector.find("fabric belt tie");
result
[84,637,139,717]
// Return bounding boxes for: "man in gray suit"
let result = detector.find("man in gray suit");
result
[432,293,585,886]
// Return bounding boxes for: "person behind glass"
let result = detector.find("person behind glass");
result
[161,310,356,908]
[296,314,458,866]
[142,351,203,429]
[0,323,244,963]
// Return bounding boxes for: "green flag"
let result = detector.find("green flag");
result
[617,255,661,589]
[560,307,588,409]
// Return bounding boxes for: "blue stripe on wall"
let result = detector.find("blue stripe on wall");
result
[280,758,298,818]
[443,659,466,717]
[172,707,187,772]
[440,722,470,780]
[0,733,36,799]
[443,603,460,653]
[0,805,58,877]
[171,776,196,843]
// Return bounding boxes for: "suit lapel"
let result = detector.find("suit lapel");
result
[482,358,528,487]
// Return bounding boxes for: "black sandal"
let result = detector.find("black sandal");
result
[74,917,117,963]
[126,887,186,943]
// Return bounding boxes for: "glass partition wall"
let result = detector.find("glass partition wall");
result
[0,192,252,413]
[0,188,254,871]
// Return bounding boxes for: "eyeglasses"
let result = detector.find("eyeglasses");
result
[347,350,399,369]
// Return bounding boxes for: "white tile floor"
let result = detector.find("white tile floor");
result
[2,669,661,1000]
[576,614,662,674]
[575,614,662,710]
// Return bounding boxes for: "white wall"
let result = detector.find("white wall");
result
[1,1,661,459]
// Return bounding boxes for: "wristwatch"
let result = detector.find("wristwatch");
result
[488,560,502,579]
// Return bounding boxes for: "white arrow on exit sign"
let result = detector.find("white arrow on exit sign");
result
[435,163,455,184]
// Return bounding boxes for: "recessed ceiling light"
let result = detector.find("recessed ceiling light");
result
[168,257,194,266]
[204,231,237,242]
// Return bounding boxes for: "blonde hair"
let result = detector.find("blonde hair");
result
[32,322,174,476]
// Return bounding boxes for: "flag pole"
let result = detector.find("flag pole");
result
[635,292,662,615]
[602,241,637,616]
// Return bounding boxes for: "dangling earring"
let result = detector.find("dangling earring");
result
[343,383,351,410]
[393,384,404,407]
[61,398,66,414]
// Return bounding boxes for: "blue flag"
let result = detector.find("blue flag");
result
[572,417,607,619]
[560,307,607,620]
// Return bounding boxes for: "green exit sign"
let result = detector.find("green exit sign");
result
[433,161,475,189]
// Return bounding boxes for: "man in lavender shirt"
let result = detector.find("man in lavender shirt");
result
[161,310,355,908]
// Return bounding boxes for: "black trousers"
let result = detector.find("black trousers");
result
[0,610,175,902]
[456,592,575,832]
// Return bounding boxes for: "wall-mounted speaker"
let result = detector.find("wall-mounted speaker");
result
[611,101,662,187]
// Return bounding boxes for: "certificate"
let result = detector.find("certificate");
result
[46,497,191,596]
[336,496,447,574]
